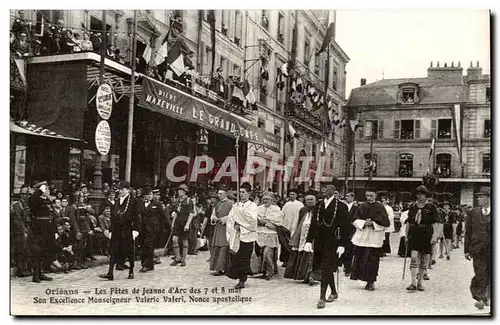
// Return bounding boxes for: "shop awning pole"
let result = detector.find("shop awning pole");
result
[125,10,138,182]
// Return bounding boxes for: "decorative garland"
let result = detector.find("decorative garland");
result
[116,195,131,216]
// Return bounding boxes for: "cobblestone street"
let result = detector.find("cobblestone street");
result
[10,236,490,316]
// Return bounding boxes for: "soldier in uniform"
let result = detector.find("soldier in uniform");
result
[465,186,491,310]
[11,194,30,277]
[170,184,195,267]
[139,187,161,273]
[304,184,350,309]
[28,181,57,283]
[98,181,140,280]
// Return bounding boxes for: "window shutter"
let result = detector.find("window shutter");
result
[394,120,400,139]
[415,120,421,138]
[378,120,384,139]
[431,120,437,138]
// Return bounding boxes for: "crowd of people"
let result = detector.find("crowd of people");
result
[11,179,490,311]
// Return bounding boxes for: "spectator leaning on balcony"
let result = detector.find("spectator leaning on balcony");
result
[11,32,32,58]
[80,32,93,51]
[211,67,226,97]
[60,30,76,54]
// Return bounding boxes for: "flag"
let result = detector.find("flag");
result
[350,119,359,132]
[142,44,152,64]
[452,104,462,163]
[286,120,299,140]
[319,138,327,153]
[170,53,185,76]
[280,62,289,77]
[242,79,256,105]
[232,86,245,104]
[154,41,169,65]
[296,77,303,93]
[316,22,335,56]
[291,79,296,91]
[428,137,435,161]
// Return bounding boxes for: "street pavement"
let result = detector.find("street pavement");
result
[10,235,490,316]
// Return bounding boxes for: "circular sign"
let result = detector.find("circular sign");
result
[96,83,113,120]
[95,120,111,155]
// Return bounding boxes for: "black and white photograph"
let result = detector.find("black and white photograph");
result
[8,7,491,316]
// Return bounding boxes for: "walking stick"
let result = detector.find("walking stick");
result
[162,231,174,256]
[402,237,408,280]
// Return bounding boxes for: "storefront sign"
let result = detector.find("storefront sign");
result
[13,145,26,192]
[139,77,281,152]
[96,83,113,120]
[95,120,111,155]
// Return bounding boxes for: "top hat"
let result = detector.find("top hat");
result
[118,181,131,189]
[142,187,152,195]
[33,181,47,189]
[476,186,490,196]
[178,184,189,193]
[416,185,432,196]
[218,184,229,192]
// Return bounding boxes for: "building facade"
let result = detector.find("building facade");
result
[343,61,490,205]
[10,9,349,197]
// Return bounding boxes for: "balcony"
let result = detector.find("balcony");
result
[287,102,322,130]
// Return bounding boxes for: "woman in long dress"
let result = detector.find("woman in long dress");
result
[255,193,283,280]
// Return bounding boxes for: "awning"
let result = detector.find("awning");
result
[10,121,83,142]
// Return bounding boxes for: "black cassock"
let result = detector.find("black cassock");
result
[110,195,140,264]
[306,198,350,279]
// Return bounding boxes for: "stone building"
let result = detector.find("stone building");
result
[10,9,349,196]
[343,61,490,205]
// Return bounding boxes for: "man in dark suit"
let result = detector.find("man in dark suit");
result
[28,181,57,283]
[341,191,358,277]
[465,186,491,310]
[139,187,161,272]
[98,181,140,280]
[11,32,31,58]
[304,184,350,309]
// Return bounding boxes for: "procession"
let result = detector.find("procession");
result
[10,9,490,316]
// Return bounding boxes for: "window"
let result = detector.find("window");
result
[486,87,491,102]
[312,144,317,161]
[484,119,491,138]
[332,67,338,91]
[304,37,310,67]
[35,10,64,36]
[232,64,241,79]
[330,153,335,171]
[438,119,452,139]
[401,88,416,104]
[234,10,242,46]
[274,126,280,136]
[277,12,285,44]
[261,10,269,30]
[204,46,212,75]
[364,153,377,176]
[364,120,379,140]
[436,153,451,178]
[90,16,112,46]
[220,56,227,78]
[399,153,414,177]
[482,153,491,174]
[400,120,414,139]
[260,83,267,105]
[258,118,265,129]
[314,50,320,76]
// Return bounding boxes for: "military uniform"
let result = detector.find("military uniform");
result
[28,185,57,282]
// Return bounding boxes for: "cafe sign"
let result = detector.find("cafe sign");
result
[95,120,111,155]
[96,83,113,120]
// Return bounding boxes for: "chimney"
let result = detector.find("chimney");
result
[360,78,366,86]
[427,61,463,81]
[467,61,482,79]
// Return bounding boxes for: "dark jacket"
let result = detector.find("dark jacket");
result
[465,207,490,256]
[307,198,350,249]
[11,39,31,56]
[110,194,140,256]
[140,199,162,233]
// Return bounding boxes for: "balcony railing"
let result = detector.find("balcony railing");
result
[287,102,322,130]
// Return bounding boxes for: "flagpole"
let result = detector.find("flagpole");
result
[125,9,137,182]
[367,122,375,187]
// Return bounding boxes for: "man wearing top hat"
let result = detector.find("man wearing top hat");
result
[99,181,140,280]
[29,181,57,283]
[303,184,350,309]
[404,185,438,292]
[139,187,162,273]
[170,183,195,267]
[465,186,491,310]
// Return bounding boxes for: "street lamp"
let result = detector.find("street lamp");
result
[234,130,240,202]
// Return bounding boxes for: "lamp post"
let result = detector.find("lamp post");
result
[234,130,240,202]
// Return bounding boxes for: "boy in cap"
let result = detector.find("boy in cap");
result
[465,186,491,310]
[171,184,195,267]
[404,185,438,292]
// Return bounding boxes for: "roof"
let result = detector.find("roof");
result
[346,77,468,107]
